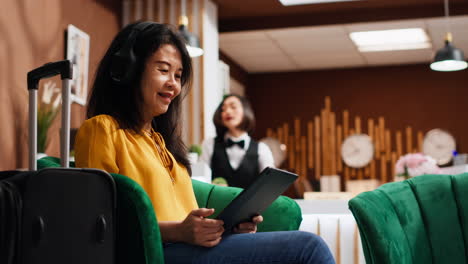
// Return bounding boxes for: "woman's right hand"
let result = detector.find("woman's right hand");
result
[180,208,224,247]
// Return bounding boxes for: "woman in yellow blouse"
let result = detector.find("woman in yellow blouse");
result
[75,21,334,264]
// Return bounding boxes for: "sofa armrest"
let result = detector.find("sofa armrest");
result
[112,173,164,264]
[192,179,302,232]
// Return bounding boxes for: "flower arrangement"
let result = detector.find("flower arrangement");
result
[38,81,61,153]
[395,153,441,179]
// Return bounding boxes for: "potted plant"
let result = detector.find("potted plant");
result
[37,81,61,156]
[188,144,202,166]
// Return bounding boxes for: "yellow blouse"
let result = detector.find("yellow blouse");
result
[74,114,198,221]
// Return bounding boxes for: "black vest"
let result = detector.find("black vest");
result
[211,137,259,189]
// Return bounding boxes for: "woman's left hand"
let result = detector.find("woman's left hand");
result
[233,215,263,234]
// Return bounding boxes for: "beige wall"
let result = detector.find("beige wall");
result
[0,0,120,170]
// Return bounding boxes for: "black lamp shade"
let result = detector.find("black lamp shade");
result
[435,41,465,61]
[179,25,199,48]
[430,41,467,72]
[179,24,204,57]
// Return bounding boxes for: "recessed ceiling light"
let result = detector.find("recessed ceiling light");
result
[279,0,360,6]
[349,28,432,52]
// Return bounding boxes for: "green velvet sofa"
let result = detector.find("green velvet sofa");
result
[38,157,302,264]
[348,173,468,264]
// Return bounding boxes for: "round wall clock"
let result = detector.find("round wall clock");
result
[422,129,456,165]
[341,134,374,168]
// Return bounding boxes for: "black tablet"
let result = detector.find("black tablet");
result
[216,167,298,233]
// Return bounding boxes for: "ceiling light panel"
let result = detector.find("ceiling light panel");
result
[349,28,432,52]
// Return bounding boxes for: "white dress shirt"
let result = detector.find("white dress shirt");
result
[201,132,275,172]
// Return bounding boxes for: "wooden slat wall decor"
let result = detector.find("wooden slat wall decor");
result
[380,155,387,183]
[366,119,374,178]
[289,135,295,170]
[396,131,403,158]
[370,160,376,179]
[301,136,307,180]
[417,131,424,152]
[354,116,361,134]
[336,125,342,173]
[330,113,337,176]
[314,116,321,181]
[344,167,350,182]
[321,109,329,176]
[385,130,391,161]
[343,111,349,140]
[374,124,380,159]
[277,127,284,146]
[123,0,183,31]
[146,0,154,21]
[379,117,385,152]
[406,126,413,154]
[295,118,301,153]
[307,121,314,169]
[391,152,397,178]
[122,0,132,26]
[264,97,427,196]
[283,123,289,147]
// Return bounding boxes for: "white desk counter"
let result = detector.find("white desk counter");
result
[295,199,365,264]
[440,165,468,175]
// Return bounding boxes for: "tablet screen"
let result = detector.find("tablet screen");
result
[216,167,298,233]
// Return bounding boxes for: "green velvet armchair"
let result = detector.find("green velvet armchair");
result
[38,157,302,264]
[348,173,468,264]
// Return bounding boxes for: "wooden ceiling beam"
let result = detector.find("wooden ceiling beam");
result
[219,3,468,32]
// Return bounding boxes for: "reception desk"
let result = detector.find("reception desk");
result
[440,164,468,175]
[295,199,365,264]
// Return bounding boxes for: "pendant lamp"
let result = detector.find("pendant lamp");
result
[178,0,204,57]
[430,0,467,72]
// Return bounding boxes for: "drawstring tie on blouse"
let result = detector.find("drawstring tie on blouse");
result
[151,131,173,170]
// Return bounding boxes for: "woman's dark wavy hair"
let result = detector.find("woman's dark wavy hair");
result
[213,94,255,138]
[87,21,193,173]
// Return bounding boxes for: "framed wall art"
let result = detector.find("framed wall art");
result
[66,24,90,105]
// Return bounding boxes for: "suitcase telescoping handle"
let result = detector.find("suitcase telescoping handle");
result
[27,60,73,170]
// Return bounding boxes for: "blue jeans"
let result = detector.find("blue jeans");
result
[164,231,335,264]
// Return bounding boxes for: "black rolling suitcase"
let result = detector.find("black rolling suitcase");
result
[0,60,116,264]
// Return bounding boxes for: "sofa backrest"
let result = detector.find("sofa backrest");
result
[349,174,468,264]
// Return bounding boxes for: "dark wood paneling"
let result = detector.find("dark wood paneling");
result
[247,64,468,156]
